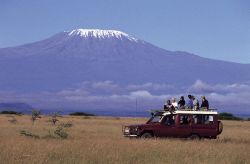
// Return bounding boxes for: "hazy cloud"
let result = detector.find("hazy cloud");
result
[1,80,250,113]
[127,83,175,91]
[130,90,152,98]
[189,80,250,94]
[92,80,120,91]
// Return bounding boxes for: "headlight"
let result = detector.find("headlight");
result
[124,127,130,133]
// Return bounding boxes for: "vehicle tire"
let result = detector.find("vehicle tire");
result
[218,121,223,135]
[141,132,153,139]
[188,134,200,140]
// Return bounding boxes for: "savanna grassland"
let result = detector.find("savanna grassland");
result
[0,114,249,164]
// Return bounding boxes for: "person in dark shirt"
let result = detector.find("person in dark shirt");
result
[178,96,185,109]
[201,96,209,110]
[164,99,175,113]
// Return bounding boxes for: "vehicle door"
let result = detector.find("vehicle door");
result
[154,114,178,137]
[174,114,192,137]
[191,114,217,137]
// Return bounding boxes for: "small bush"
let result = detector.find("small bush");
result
[54,126,68,139]
[42,130,58,139]
[60,121,73,128]
[20,130,40,139]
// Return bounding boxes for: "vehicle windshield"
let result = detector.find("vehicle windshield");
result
[148,115,163,123]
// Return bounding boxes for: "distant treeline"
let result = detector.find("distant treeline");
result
[0,110,95,116]
[0,110,23,115]
[69,112,95,116]
[218,112,244,120]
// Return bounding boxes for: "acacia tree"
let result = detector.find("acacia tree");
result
[31,109,41,125]
[51,111,61,125]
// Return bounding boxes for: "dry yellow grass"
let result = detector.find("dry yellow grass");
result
[0,114,249,164]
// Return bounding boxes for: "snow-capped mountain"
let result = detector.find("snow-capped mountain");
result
[1,29,250,92]
[68,29,139,42]
[0,29,250,113]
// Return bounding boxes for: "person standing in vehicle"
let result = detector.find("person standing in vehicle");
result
[192,96,199,111]
[171,97,178,109]
[187,95,193,109]
[178,96,185,109]
[201,96,209,110]
[164,99,175,113]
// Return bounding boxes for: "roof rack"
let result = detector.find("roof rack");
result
[177,108,217,112]
[149,108,217,112]
[148,108,218,116]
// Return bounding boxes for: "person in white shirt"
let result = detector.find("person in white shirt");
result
[171,97,178,109]
[192,96,199,111]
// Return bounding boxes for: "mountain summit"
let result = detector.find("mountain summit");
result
[67,29,138,42]
[0,29,144,58]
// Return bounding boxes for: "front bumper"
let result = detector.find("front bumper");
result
[123,134,138,137]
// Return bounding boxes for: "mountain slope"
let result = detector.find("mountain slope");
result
[0,29,250,93]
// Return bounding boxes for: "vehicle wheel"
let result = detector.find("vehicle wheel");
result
[218,121,223,134]
[188,134,200,140]
[141,132,153,139]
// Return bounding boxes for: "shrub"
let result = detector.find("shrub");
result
[20,130,40,139]
[54,126,68,139]
[60,121,73,128]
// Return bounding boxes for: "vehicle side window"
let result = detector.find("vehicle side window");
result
[192,115,198,124]
[192,115,214,124]
[180,115,189,125]
[164,115,176,126]
[208,115,214,124]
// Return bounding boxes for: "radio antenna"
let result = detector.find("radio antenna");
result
[135,98,138,123]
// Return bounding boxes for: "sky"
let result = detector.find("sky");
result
[0,0,249,63]
[0,0,250,115]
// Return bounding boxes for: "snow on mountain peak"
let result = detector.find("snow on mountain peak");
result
[67,29,138,42]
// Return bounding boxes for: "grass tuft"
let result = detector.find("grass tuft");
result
[20,130,40,139]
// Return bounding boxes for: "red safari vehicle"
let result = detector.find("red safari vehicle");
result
[122,110,223,139]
